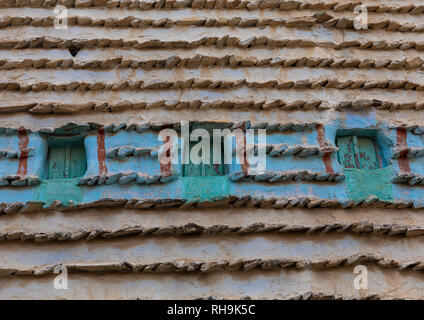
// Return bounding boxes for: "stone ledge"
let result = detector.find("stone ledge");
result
[1,36,422,52]
[1,14,423,33]
[0,121,322,134]
[2,78,423,92]
[0,195,421,215]
[0,0,422,16]
[392,147,424,159]
[2,220,424,243]
[4,98,424,114]
[229,170,345,183]
[393,174,424,186]
[2,55,422,70]
[0,175,41,187]
[78,171,179,185]
[2,253,424,276]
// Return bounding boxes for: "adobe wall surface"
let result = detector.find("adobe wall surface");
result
[0,0,423,299]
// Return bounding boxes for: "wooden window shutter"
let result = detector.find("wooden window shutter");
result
[183,140,225,177]
[337,136,381,170]
[48,146,87,179]
[48,147,67,179]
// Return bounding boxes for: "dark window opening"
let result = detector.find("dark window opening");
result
[182,139,226,177]
[336,136,382,170]
[46,138,87,179]
[68,45,80,57]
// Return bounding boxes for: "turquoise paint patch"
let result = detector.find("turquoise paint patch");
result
[182,176,231,201]
[344,165,394,200]
[34,178,83,206]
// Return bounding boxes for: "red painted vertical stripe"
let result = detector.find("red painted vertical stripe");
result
[97,125,108,176]
[315,124,334,173]
[160,135,172,177]
[242,130,248,173]
[17,126,29,176]
[235,123,249,174]
[396,127,411,173]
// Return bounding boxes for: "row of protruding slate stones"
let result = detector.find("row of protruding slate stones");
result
[106,144,337,160]
[0,172,178,187]
[229,170,345,182]
[36,120,424,136]
[0,121,319,136]
[0,175,41,187]
[25,100,330,114]
[1,12,424,32]
[336,100,424,111]
[392,147,424,159]
[0,149,35,159]
[391,126,424,136]
[106,146,158,159]
[12,99,424,115]
[77,171,179,185]
[0,195,422,215]
[1,0,423,14]
[1,55,423,71]
[392,174,424,185]
[77,170,345,185]
[4,254,424,276]
[2,36,424,52]
[2,78,424,91]
[194,293,385,300]
[6,172,424,187]
[2,221,423,243]
[265,144,337,157]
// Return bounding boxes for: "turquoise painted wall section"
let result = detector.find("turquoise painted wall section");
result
[344,166,394,201]
[1,113,424,206]
[182,176,231,201]
[35,178,83,206]
[105,130,162,176]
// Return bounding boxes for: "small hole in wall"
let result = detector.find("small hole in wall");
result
[68,45,80,57]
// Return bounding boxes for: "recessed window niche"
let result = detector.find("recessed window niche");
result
[335,129,393,201]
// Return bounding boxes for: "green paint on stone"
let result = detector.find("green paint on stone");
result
[48,145,87,179]
[183,140,225,177]
[337,136,381,169]
[182,176,231,201]
[35,178,83,206]
[344,165,394,201]
[355,137,381,169]
[36,141,87,206]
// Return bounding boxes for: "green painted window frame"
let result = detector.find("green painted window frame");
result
[46,144,87,179]
[336,136,382,170]
[182,140,226,177]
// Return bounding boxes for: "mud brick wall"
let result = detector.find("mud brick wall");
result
[0,0,423,299]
